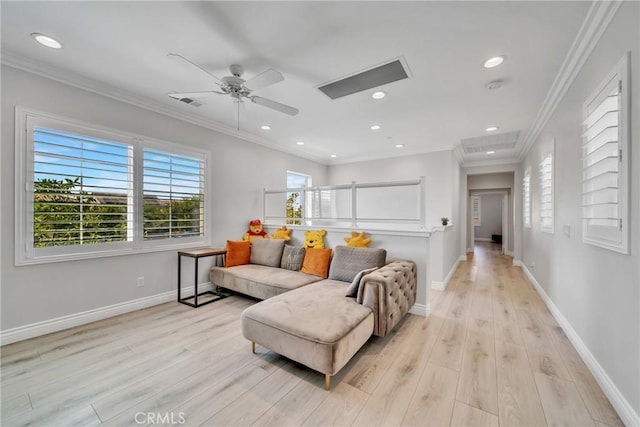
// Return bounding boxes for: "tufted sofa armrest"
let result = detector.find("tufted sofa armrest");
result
[356,260,417,337]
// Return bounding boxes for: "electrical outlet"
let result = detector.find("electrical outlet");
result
[137,277,145,287]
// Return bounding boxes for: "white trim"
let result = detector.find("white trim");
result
[474,237,493,242]
[513,259,523,267]
[519,265,639,427]
[431,256,462,291]
[0,283,212,345]
[518,0,623,161]
[409,303,429,317]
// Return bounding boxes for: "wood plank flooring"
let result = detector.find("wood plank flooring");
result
[0,242,623,426]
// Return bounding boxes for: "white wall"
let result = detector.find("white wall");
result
[521,1,639,419]
[474,193,503,240]
[327,150,455,229]
[0,66,327,332]
[466,171,515,253]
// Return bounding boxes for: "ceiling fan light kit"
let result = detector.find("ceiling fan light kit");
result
[167,53,299,123]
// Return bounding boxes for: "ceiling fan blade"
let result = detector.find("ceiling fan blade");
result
[250,96,299,116]
[167,53,222,83]
[169,91,224,99]
[244,69,284,90]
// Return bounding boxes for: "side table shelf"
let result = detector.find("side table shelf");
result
[178,248,228,308]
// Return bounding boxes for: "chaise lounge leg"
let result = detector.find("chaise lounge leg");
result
[325,374,331,390]
[251,342,256,354]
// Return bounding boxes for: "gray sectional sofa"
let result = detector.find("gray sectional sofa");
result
[210,238,417,389]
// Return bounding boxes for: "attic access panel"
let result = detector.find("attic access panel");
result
[317,59,409,100]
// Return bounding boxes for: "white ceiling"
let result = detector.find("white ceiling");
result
[1,1,591,165]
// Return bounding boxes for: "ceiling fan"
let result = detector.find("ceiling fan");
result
[167,53,299,118]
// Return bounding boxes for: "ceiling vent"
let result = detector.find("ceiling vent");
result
[317,58,410,100]
[170,95,203,107]
[461,131,520,154]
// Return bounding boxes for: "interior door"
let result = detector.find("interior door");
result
[502,194,508,255]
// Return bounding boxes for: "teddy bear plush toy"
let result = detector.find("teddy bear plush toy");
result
[344,231,372,247]
[270,226,292,241]
[304,229,327,249]
[243,219,268,242]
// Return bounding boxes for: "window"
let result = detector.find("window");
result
[540,149,554,234]
[523,168,531,228]
[471,195,481,226]
[16,108,208,264]
[582,53,629,254]
[286,171,311,225]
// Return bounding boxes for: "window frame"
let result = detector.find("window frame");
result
[540,145,555,234]
[523,167,532,228]
[15,107,210,265]
[581,53,629,254]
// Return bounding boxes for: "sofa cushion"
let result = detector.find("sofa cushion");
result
[225,240,250,267]
[211,264,322,300]
[301,248,332,278]
[250,238,285,267]
[241,280,374,375]
[345,267,378,297]
[328,245,387,283]
[280,245,306,271]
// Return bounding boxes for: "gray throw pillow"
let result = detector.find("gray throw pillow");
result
[250,239,285,267]
[280,245,306,271]
[328,245,387,283]
[345,267,378,297]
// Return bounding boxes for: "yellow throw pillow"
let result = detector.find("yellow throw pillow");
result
[225,240,250,267]
[301,247,333,278]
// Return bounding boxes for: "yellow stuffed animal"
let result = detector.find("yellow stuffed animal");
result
[270,226,291,241]
[304,229,326,249]
[344,231,372,247]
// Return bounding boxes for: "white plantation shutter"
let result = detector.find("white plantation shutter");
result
[27,119,134,259]
[472,195,481,226]
[582,54,629,254]
[540,153,554,233]
[523,169,531,228]
[17,109,209,264]
[143,149,205,240]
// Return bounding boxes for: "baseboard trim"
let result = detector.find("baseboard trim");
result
[520,265,639,427]
[0,283,212,346]
[474,237,492,242]
[432,256,463,291]
[460,254,468,262]
[409,303,429,317]
[513,259,523,267]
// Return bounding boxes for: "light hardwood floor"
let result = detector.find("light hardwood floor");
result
[1,242,623,426]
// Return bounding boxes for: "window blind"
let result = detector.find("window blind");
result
[582,82,620,228]
[472,195,481,226]
[143,149,204,240]
[540,154,554,233]
[523,170,531,228]
[32,127,133,247]
[581,53,628,254]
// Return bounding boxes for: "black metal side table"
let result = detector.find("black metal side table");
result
[177,248,227,308]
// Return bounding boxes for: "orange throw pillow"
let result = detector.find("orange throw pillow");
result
[301,248,333,278]
[225,240,250,267]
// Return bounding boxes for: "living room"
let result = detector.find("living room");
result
[1,1,639,426]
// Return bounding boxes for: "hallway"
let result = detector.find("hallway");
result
[424,241,622,425]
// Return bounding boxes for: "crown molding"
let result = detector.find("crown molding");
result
[0,50,330,165]
[517,0,623,161]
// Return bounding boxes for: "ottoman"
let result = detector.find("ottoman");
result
[241,280,374,390]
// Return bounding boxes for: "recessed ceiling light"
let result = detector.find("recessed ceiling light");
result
[260,125,271,130]
[31,33,62,49]
[483,56,505,68]
[370,125,381,131]
[485,126,499,132]
[330,154,337,158]
[372,91,386,99]
[487,150,496,155]
[296,141,304,145]
[395,144,404,148]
